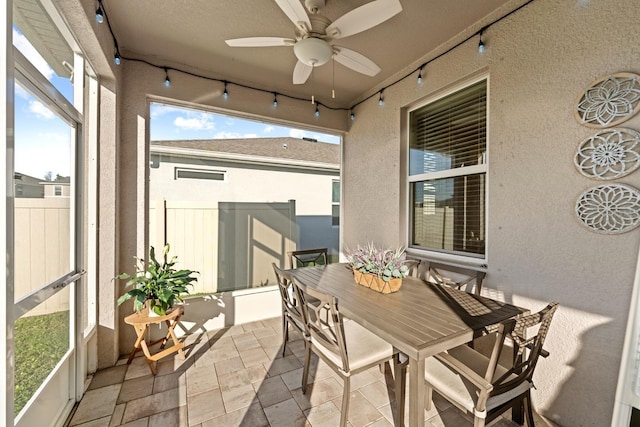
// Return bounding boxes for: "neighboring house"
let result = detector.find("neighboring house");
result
[42,176,70,198]
[149,137,340,287]
[14,172,44,198]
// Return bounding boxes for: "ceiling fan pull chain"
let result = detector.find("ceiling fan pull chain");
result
[332,57,336,99]
[311,64,315,104]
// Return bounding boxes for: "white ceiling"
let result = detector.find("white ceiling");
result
[105,0,519,107]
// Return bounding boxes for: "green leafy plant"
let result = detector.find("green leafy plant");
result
[116,244,198,315]
[345,242,409,282]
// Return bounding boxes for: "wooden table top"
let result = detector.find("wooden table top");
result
[287,263,526,360]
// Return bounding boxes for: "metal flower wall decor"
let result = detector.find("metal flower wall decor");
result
[574,128,640,180]
[575,184,640,234]
[575,73,640,128]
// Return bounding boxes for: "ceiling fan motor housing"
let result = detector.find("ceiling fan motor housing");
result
[293,37,333,66]
[304,0,326,13]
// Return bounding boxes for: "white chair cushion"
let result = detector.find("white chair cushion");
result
[424,344,531,413]
[312,320,394,372]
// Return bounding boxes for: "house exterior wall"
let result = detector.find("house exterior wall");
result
[149,152,338,217]
[342,0,640,425]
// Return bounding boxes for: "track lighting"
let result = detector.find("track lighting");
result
[417,67,423,85]
[223,82,229,99]
[478,30,485,53]
[164,68,171,87]
[273,93,278,107]
[378,90,384,106]
[314,105,320,117]
[114,51,121,65]
[350,110,355,121]
[95,1,104,24]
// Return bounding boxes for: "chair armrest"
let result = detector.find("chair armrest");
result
[434,352,493,391]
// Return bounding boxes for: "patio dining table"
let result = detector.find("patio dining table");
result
[286,262,526,427]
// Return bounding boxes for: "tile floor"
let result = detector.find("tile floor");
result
[66,316,559,427]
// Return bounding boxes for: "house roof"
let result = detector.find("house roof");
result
[151,137,340,166]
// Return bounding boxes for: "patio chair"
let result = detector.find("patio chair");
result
[423,302,559,427]
[292,276,407,427]
[272,263,307,357]
[288,248,328,269]
[404,259,420,277]
[420,259,486,296]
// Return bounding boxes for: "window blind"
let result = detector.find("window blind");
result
[408,79,487,257]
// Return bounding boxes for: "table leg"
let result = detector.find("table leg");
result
[127,323,148,364]
[408,357,425,427]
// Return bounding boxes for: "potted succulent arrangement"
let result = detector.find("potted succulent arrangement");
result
[345,242,410,294]
[116,244,198,316]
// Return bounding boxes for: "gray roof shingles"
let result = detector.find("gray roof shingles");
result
[151,137,340,165]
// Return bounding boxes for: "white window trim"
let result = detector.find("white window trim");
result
[405,74,490,267]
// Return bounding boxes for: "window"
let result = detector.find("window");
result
[408,78,487,258]
[332,180,340,226]
[54,185,62,196]
[175,167,225,181]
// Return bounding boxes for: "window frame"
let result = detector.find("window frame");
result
[405,74,489,265]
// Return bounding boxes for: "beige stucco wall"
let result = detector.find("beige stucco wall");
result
[343,0,640,425]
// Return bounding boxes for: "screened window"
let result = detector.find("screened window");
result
[175,168,225,181]
[408,79,487,258]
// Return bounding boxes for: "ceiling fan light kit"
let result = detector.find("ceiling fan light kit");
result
[225,0,403,86]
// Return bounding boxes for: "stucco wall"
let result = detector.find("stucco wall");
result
[343,0,640,425]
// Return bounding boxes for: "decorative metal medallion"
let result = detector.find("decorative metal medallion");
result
[575,73,640,128]
[574,128,640,180]
[575,184,640,234]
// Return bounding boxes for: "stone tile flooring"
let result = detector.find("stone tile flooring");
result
[67,317,559,426]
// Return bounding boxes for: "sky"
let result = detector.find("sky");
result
[150,103,341,145]
[12,26,339,181]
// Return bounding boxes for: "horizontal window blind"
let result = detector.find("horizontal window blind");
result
[409,80,487,175]
[408,79,487,257]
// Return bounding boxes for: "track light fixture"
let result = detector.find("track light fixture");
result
[378,90,384,106]
[350,110,356,121]
[114,50,121,65]
[164,68,171,87]
[273,93,278,107]
[314,105,320,117]
[478,29,485,53]
[95,1,104,24]
[223,81,229,99]
[417,67,423,85]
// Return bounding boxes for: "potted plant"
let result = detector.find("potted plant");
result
[345,242,410,294]
[116,244,198,316]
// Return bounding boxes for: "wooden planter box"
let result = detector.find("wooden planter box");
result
[353,269,402,294]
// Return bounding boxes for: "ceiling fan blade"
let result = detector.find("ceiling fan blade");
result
[293,60,312,84]
[225,37,295,47]
[325,0,402,40]
[333,46,381,76]
[274,0,311,33]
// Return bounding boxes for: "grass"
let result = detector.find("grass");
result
[14,310,69,415]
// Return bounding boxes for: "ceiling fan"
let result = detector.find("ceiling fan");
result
[225,0,402,85]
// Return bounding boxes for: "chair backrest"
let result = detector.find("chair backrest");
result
[417,259,486,296]
[404,259,420,278]
[291,277,349,370]
[272,263,305,328]
[288,248,328,269]
[491,302,559,396]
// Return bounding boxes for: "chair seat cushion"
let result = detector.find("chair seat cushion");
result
[424,344,532,413]
[312,319,394,372]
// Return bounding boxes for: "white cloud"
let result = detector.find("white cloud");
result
[13,29,55,80]
[214,131,243,139]
[29,101,55,120]
[173,114,215,130]
[289,129,307,139]
[244,133,258,138]
[263,125,274,133]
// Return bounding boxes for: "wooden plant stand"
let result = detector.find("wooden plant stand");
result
[124,306,185,375]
